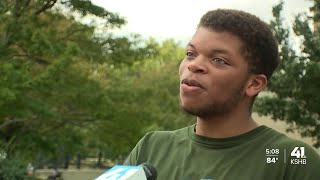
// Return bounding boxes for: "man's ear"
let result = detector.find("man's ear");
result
[245,74,267,97]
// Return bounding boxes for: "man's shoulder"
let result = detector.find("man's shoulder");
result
[263,127,314,147]
[262,126,319,158]
[138,125,192,148]
[144,125,191,140]
[262,128,320,179]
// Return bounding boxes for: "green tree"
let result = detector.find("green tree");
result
[0,0,158,164]
[0,158,38,180]
[255,0,320,147]
[88,39,193,159]
[0,0,194,167]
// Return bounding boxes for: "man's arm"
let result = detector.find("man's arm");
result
[123,135,146,165]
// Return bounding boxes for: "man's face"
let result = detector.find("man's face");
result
[179,27,251,118]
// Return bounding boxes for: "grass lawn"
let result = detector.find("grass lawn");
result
[36,169,106,180]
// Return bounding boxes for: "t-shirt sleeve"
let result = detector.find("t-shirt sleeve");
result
[123,135,146,165]
[284,144,320,180]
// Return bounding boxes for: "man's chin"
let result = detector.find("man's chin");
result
[180,104,227,119]
[179,99,210,116]
[181,105,205,117]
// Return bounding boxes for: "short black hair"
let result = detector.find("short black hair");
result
[198,9,279,79]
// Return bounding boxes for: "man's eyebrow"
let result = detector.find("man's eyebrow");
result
[187,42,231,55]
[211,49,231,55]
[186,42,195,49]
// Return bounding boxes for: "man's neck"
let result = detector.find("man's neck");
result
[195,113,259,138]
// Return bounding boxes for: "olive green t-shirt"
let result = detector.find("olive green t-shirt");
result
[124,125,320,180]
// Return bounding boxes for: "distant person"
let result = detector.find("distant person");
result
[124,9,320,180]
[47,168,62,180]
[26,162,34,176]
[76,152,81,169]
[63,154,70,169]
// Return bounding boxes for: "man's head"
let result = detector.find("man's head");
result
[198,9,279,79]
[179,9,279,118]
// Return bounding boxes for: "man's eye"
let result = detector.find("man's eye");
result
[185,51,196,59]
[211,58,227,64]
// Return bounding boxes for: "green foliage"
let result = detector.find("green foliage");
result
[255,1,320,147]
[65,0,126,28]
[87,39,193,158]
[0,0,158,163]
[0,158,38,180]
[0,0,193,165]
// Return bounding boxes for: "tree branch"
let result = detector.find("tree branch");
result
[59,28,91,41]
[13,0,21,18]
[34,0,57,15]
[12,54,50,65]
[0,118,25,130]
[1,25,11,47]
[10,45,50,65]
[24,0,31,7]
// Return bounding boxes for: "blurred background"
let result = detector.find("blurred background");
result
[0,0,319,179]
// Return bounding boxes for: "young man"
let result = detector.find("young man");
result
[124,9,320,180]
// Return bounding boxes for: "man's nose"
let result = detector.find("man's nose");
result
[187,57,208,73]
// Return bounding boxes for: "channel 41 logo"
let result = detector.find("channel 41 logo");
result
[290,147,307,165]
